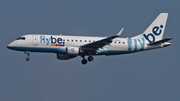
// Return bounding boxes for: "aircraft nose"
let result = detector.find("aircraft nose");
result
[7,42,14,49]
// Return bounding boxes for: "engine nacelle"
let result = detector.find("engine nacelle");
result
[66,47,79,55]
[56,54,76,60]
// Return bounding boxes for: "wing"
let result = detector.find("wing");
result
[80,28,124,50]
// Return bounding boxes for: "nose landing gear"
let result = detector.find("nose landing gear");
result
[25,51,31,61]
[26,57,30,61]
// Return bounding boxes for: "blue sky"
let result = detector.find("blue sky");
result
[0,0,180,101]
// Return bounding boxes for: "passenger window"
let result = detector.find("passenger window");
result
[85,40,87,42]
[80,40,82,42]
[67,39,69,41]
[71,40,73,42]
[76,40,78,42]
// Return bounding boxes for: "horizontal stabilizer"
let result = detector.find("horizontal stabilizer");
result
[148,37,173,45]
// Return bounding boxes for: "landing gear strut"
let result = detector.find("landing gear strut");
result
[25,51,31,61]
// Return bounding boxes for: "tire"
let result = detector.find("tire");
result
[26,57,30,61]
[81,59,87,65]
[88,56,94,62]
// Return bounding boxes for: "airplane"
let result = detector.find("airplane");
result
[7,13,172,65]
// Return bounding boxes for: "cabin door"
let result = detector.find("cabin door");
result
[32,35,38,46]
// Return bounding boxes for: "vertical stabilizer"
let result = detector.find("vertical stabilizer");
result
[132,13,168,44]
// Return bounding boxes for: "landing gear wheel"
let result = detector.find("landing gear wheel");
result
[26,57,30,61]
[81,59,87,65]
[88,56,94,62]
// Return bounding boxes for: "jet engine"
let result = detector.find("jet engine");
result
[56,54,76,60]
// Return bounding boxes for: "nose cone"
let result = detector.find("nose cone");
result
[7,42,14,49]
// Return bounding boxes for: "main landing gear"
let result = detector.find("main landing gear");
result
[88,55,94,62]
[81,55,94,65]
[25,51,30,61]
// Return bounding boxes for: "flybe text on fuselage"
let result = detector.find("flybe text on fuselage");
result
[39,35,65,46]
[127,38,145,51]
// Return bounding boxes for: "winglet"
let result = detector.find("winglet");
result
[117,28,124,36]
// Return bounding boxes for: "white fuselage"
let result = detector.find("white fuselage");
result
[7,34,164,56]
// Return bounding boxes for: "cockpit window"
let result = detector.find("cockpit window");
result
[16,37,26,40]
[16,37,21,40]
[21,37,25,40]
